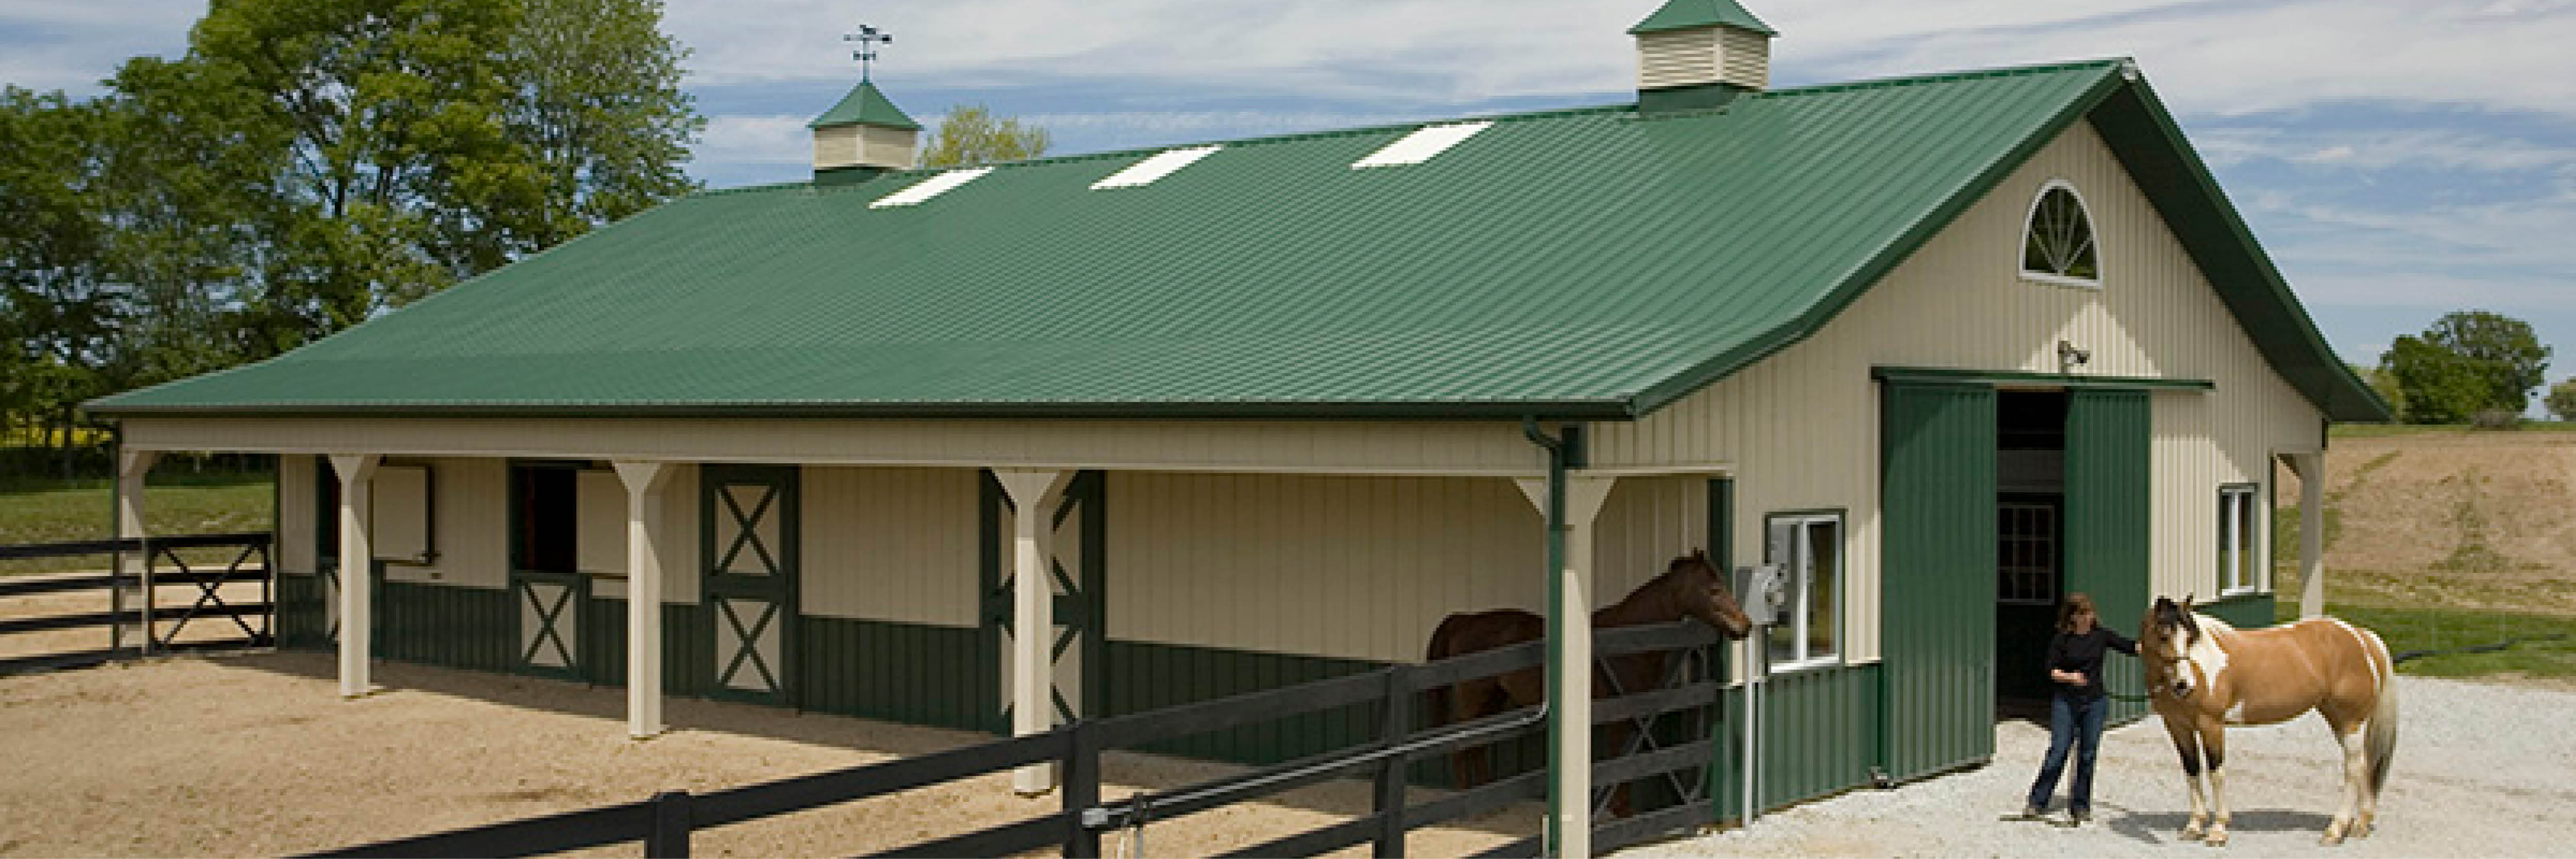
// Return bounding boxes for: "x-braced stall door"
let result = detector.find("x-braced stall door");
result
[703,464,800,706]
[513,464,587,681]
[979,470,1105,734]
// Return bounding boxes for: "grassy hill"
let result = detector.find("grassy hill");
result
[2279,427,2576,683]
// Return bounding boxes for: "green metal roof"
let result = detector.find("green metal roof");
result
[808,80,920,130]
[1629,0,1777,36]
[90,59,2388,423]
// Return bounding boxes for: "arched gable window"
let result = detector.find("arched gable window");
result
[2021,180,2100,287]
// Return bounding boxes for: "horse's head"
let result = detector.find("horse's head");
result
[2142,595,2203,700]
[1667,550,1753,640]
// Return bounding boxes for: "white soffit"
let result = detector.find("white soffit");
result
[870,167,995,209]
[1350,121,1495,169]
[1091,146,1223,190]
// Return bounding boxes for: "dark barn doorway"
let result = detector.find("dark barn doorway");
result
[1994,390,2067,720]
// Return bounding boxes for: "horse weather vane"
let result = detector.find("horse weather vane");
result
[844,24,892,82]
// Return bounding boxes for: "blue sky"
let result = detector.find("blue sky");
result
[9,0,2575,407]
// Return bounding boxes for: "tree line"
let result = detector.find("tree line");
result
[2,0,704,475]
[2369,310,2574,425]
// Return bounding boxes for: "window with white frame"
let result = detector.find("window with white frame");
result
[2021,180,2101,287]
[1765,512,1842,670]
[2218,484,2260,594]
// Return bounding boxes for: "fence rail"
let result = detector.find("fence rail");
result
[0,532,274,675]
[306,619,1724,859]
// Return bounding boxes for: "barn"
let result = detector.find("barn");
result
[87,1,2387,855]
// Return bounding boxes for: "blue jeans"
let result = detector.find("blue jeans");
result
[2027,692,2108,812]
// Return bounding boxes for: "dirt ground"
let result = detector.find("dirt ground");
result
[0,651,1539,858]
[2276,431,2576,615]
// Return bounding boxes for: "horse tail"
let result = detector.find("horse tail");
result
[2364,625,2400,793]
[1425,614,1462,727]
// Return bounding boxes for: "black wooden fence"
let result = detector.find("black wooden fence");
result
[302,620,1723,858]
[0,532,274,675]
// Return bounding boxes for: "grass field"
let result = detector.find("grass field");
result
[0,472,274,575]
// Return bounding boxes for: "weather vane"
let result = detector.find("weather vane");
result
[843,24,892,82]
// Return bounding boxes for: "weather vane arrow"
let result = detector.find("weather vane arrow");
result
[843,24,892,82]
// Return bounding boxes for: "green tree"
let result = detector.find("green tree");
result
[2549,378,2576,423]
[2352,362,2403,417]
[504,0,706,248]
[0,88,124,457]
[2380,311,2553,423]
[920,104,1051,167]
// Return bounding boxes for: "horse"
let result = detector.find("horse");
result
[1423,550,1755,807]
[2139,596,2399,847]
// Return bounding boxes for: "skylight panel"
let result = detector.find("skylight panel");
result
[870,167,995,209]
[1349,121,1494,169]
[1091,146,1222,190]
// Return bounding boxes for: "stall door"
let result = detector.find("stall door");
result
[978,470,1104,734]
[703,465,800,706]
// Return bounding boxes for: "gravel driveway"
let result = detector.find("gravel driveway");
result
[1629,676,2576,857]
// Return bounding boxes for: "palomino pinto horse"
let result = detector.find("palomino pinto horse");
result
[2141,596,2399,846]
[1423,550,1755,801]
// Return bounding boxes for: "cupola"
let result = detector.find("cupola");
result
[809,79,921,182]
[1630,0,1776,114]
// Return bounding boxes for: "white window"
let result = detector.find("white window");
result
[2020,180,2101,288]
[1997,500,2058,605]
[2218,484,2261,595]
[1764,512,1842,670]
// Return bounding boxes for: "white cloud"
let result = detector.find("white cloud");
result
[2197,128,2576,174]
[695,114,813,165]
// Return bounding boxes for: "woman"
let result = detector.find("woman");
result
[2021,592,2136,824]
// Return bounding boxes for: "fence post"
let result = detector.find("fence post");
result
[646,790,692,858]
[1374,666,1410,858]
[1063,722,1101,858]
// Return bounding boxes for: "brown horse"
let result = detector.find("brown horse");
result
[1423,550,1755,798]
[2140,596,2399,847]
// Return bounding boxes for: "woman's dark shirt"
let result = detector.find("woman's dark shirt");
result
[2045,626,2138,700]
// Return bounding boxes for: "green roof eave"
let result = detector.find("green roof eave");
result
[2084,76,2392,423]
[1624,60,2391,425]
[1629,0,1778,35]
[82,398,1638,422]
[808,80,920,130]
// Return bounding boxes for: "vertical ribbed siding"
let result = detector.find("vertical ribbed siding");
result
[278,456,317,574]
[1104,639,1383,766]
[377,581,514,671]
[1878,381,1997,781]
[800,616,982,731]
[277,571,330,649]
[1706,663,1882,821]
[801,466,980,627]
[580,599,710,697]
[2066,389,2152,723]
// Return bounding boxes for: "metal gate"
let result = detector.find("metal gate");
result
[979,469,1104,733]
[703,464,800,706]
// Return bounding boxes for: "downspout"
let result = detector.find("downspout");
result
[1521,417,1569,856]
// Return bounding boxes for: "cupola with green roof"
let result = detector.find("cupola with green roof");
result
[810,79,921,179]
[1631,0,1776,113]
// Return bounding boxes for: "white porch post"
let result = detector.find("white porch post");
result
[2295,452,2327,618]
[330,454,381,698]
[1518,474,1617,859]
[115,449,159,654]
[615,461,676,739]
[993,468,1074,796]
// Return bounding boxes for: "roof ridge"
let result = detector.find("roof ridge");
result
[1762,57,2128,99]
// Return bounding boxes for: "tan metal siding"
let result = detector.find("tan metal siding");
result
[1592,120,2327,662]
[812,125,860,171]
[800,466,979,627]
[576,469,625,577]
[1107,473,1544,664]
[860,127,918,171]
[279,454,316,575]
[122,417,1543,477]
[1637,29,1720,91]
[1718,27,1770,90]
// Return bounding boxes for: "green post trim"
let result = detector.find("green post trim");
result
[1523,419,1569,854]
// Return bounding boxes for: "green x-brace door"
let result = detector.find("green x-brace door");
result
[703,464,800,707]
[978,470,1105,734]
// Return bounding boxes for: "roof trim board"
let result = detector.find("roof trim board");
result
[86,398,1637,421]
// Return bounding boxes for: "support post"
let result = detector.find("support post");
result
[330,454,381,699]
[992,468,1074,795]
[646,790,692,858]
[2296,452,2327,618]
[1518,473,1617,859]
[114,448,159,654]
[616,461,676,739]
[1374,666,1412,857]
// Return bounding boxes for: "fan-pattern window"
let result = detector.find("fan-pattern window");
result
[2021,182,2100,285]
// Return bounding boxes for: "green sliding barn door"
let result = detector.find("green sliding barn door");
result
[703,465,800,706]
[2064,389,2152,723]
[1879,381,1998,781]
